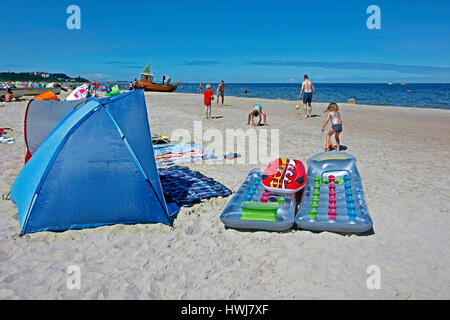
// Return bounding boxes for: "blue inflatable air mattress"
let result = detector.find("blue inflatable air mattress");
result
[220,169,297,231]
[295,152,373,233]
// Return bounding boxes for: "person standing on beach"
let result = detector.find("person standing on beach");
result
[92,80,99,96]
[217,80,225,106]
[133,78,139,90]
[203,84,214,119]
[299,74,316,118]
[198,82,203,93]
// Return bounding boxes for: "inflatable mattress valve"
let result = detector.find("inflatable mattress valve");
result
[309,208,318,220]
[328,179,337,220]
[348,203,357,221]
[328,204,337,220]
[312,191,320,200]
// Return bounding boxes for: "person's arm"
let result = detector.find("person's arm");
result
[321,113,331,132]
[299,83,304,100]
[247,111,253,125]
[312,83,316,99]
[261,110,267,125]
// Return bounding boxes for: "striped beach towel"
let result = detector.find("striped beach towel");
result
[154,142,220,167]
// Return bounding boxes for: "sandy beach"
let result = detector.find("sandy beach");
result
[0,91,449,299]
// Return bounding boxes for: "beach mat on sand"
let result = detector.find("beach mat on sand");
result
[159,166,231,206]
[153,142,220,166]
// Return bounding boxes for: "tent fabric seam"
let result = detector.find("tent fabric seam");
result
[103,107,171,224]
[21,193,38,235]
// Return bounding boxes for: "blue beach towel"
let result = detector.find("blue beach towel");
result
[159,166,231,206]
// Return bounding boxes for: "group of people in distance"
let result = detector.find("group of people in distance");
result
[201,74,343,152]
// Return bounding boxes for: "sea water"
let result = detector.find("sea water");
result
[176,83,450,110]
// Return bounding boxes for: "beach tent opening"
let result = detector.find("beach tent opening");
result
[11,90,177,234]
[24,98,88,163]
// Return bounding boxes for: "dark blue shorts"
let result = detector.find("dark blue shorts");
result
[303,92,312,104]
[331,124,342,132]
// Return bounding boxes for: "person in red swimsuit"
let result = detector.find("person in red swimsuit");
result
[203,84,214,119]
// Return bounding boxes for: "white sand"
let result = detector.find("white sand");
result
[0,91,449,299]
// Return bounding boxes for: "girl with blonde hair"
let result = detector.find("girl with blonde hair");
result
[321,102,343,151]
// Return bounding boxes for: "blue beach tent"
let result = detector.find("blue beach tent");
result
[11,90,177,234]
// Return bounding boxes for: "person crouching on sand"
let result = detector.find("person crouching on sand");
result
[1,88,17,102]
[247,104,267,126]
[203,84,214,119]
[321,102,343,151]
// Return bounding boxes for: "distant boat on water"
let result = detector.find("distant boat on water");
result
[135,65,180,92]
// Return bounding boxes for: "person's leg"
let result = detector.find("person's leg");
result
[205,105,209,119]
[325,128,335,150]
[335,131,341,151]
[221,93,224,106]
[208,105,212,119]
[308,102,312,117]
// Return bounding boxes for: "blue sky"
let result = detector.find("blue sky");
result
[1,0,449,82]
